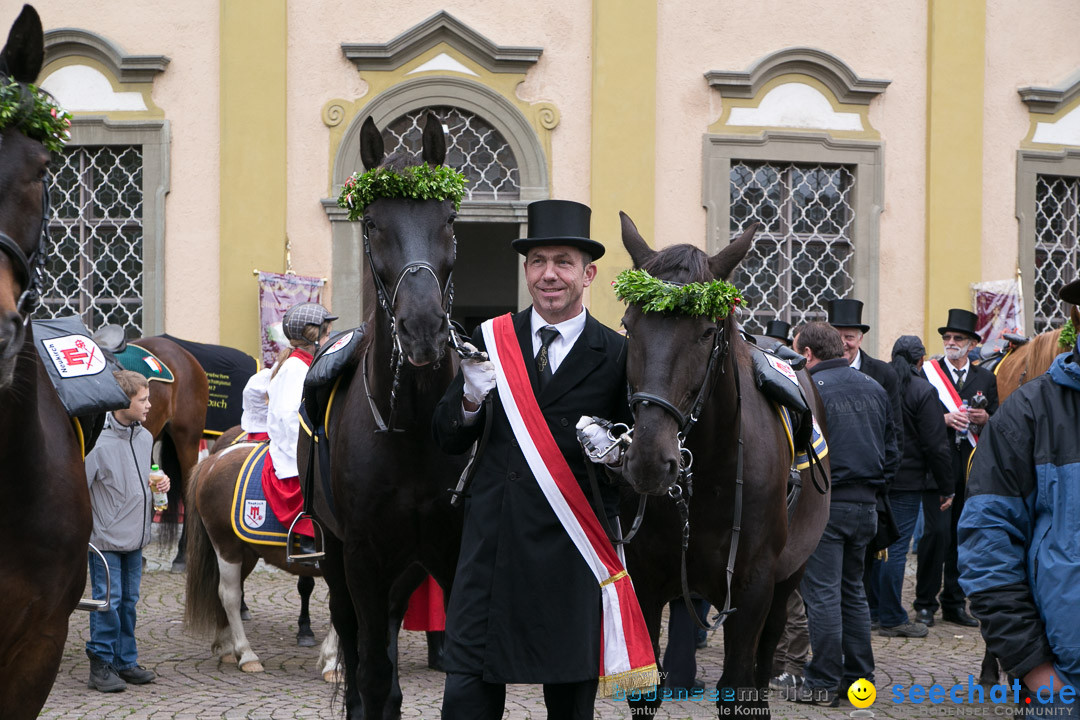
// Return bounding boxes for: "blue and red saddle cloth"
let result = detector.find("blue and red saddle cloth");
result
[229,442,290,546]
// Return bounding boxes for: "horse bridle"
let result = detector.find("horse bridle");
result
[360,221,456,433]
[625,319,744,631]
[0,181,50,327]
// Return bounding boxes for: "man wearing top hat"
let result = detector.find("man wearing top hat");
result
[957,281,1080,712]
[432,200,633,719]
[764,319,792,346]
[915,308,999,628]
[827,299,904,464]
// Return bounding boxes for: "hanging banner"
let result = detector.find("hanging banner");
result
[972,279,1024,347]
[257,272,325,369]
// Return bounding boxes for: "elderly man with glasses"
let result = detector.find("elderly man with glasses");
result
[915,309,999,629]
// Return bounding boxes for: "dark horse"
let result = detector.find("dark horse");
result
[131,335,208,570]
[0,6,93,717]
[299,113,465,719]
[617,214,831,718]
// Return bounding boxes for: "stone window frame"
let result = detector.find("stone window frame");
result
[42,29,170,334]
[1015,148,1080,335]
[702,131,884,351]
[321,77,550,326]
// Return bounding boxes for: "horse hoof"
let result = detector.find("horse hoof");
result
[220,653,237,665]
[240,609,252,622]
[170,561,186,574]
[323,669,343,683]
[240,660,264,673]
[297,633,317,648]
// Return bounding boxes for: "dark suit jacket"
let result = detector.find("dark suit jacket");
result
[432,309,629,684]
[857,349,904,481]
[923,358,999,491]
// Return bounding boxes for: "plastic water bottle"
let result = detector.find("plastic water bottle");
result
[955,400,970,446]
[149,464,168,512]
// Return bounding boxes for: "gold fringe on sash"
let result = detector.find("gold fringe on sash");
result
[598,664,660,698]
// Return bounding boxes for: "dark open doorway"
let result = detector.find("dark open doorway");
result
[452,222,521,335]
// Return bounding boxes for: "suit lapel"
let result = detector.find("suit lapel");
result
[539,313,606,407]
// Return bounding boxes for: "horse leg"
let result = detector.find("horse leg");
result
[215,555,263,672]
[717,573,775,719]
[297,575,316,647]
[321,533,363,718]
[754,572,802,690]
[347,564,397,720]
[240,590,251,621]
[317,622,343,683]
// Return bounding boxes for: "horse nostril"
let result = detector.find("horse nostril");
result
[666,458,679,479]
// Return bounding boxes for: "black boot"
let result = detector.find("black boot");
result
[87,651,126,693]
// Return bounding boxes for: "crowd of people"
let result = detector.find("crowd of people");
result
[80,197,1078,718]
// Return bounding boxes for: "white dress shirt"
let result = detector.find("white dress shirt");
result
[529,306,587,375]
[266,356,308,477]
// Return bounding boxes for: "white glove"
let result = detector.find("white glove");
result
[576,416,623,466]
[461,342,496,404]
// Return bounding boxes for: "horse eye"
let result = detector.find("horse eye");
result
[700,327,717,343]
[446,212,457,226]
[363,217,378,233]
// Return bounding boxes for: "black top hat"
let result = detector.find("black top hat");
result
[1060,279,1080,305]
[511,200,606,260]
[937,309,981,342]
[827,299,870,333]
[764,319,791,343]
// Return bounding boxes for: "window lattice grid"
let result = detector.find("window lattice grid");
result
[38,145,144,334]
[729,161,855,335]
[1034,174,1080,334]
[381,106,520,201]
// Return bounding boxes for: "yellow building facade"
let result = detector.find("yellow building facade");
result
[20,0,1080,357]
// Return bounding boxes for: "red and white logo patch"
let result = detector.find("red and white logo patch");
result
[143,356,163,373]
[244,499,267,528]
[766,353,801,387]
[41,334,107,378]
[324,330,353,356]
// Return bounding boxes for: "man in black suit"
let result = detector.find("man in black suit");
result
[433,200,632,720]
[915,309,999,628]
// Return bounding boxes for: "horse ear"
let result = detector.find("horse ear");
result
[359,117,384,171]
[0,5,45,84]
[620,212,656,269]
[421,112,447,167]
[708,222,759,280]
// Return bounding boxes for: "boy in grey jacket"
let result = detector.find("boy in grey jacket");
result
[85,370,171,693]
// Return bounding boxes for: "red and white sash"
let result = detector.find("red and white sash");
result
[481,314,658,696]
[924,358,977,448]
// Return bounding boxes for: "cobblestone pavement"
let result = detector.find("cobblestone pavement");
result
[41,535,997,719]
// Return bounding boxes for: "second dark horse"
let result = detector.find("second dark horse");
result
[300,113,465,719]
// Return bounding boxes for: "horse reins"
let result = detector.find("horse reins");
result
[0,182,50,326]
[626,323,744,632]
[360,223,455,433]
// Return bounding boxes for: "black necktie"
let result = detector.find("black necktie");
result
[955,368,966,390]
[535,326,560,390]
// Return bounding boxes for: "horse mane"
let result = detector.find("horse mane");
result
[640,243,712,285]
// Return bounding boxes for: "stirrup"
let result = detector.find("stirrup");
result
[285,513,325,565]
[77,543,111,612]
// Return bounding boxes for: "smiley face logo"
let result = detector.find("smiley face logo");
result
[848,678,876,708]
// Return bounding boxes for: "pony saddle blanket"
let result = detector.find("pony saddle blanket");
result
[114,343,175,383]
[229,443,289,546]
[33,316,131,418]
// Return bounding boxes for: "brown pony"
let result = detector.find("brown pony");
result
[617,214,831,718]
[130,335,209,570]
[0,6,93,717]
[992,305,1080,402]
[183,437,339,677]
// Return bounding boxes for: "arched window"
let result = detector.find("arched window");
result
[382,106,520,201]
